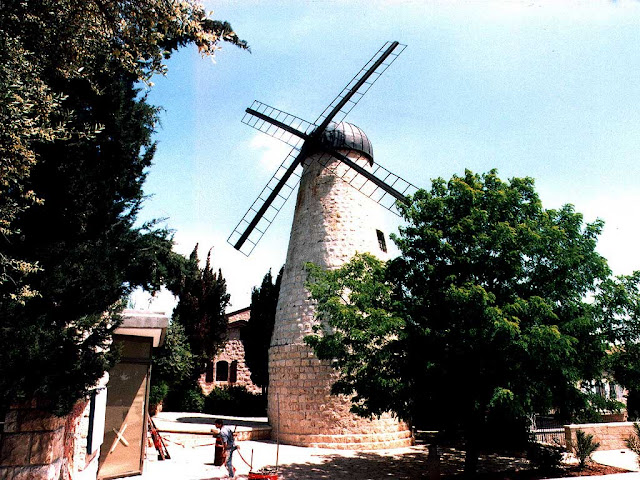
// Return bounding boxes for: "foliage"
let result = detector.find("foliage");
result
[625,423,640,467]
[242,267,283,392]
[0,0,248,305]
[204,386,266,417]
[0,1,247,415]
[306,254,408,417]
[164,384,206,413]
[527,443,564,473]
[596,272,640,414]
[306,170,615,474]
[150,382,169,408]
[172,245,230,376]
[574,429,600,469]
[151,322,194,405]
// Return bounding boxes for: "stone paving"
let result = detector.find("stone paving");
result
[112,412,640,480]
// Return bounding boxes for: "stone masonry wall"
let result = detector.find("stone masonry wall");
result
[268,147,412,449]
[200,338,261,395]
[565,422,637,451]
[0,401,67,480]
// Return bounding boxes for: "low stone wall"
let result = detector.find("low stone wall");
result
[0,398,97,480]
[0,401,67,480]
[565,422,637,451]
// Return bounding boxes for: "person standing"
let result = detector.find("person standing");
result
[214,419,237,478]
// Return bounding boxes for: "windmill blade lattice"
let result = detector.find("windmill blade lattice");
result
[227,147,303,256]
[242,101,315,152]
[317,151,419,212]
[314,41,406,132]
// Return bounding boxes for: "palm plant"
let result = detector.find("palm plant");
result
[574,429,600,469]
[625,422,640,467]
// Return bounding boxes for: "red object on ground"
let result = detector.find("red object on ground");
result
[213,438,225,466]
[248,472,278,479]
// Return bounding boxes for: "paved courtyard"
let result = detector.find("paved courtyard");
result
[113,412,640,480]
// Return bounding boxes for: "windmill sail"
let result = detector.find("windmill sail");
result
[242,101,314,152]
[227,148,303,255]
[314,41,406,131]
[228,41,407,255]
[317,150,419,211]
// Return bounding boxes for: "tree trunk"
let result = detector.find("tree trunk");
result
[464,442,479,477]
[464,417,482,477]
[426,442,441,479]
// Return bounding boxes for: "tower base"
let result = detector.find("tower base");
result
[268,344,413,450]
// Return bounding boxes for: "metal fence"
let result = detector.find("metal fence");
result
[532,428,565,445]
[531,415,566,445]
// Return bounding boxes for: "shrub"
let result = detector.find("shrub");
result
[204,386,266,417]
[163,384,206,413]
[182,387,206,413]
[574,429,600,469]
[625,422,640,467]
[527,442,564,473]
[149,382,169,408]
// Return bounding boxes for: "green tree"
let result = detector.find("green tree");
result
[152,322,194,388]
[0,0,247,305]
[173,245,231,376]
[242,266,284,393]
[150,321,194,407]
[0,1,247,415]
[306,170,613,475]
[596,272,640,417]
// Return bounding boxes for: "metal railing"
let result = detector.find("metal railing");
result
[532,427,565,445]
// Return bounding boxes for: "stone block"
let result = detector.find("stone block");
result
[3,411,18,434]
[10,459,62,480]
[29,429,64,465]
[0,433,31,467]
[19,411,65,432]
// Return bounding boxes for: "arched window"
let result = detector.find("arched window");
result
[215,361,229,382]
[230,361,238,383]
[205,360,214,383]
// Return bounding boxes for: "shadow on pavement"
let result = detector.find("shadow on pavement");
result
[177,416,266,428]
[277,450,434,479]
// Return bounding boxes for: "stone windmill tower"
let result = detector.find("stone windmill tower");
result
[229,42,416,449]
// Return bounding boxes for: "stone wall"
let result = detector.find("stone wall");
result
[0,401,68,480]
[565,422,637,451]
[0,395,103,480]
[200,338,261,395]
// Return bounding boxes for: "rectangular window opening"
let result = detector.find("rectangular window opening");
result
[376,229,387,253]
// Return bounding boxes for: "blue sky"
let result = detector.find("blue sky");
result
[133,0,640,313]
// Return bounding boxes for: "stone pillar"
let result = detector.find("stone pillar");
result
[0,401,67,480]
[267,142,413,449]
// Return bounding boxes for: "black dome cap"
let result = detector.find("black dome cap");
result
[320,122,373,164]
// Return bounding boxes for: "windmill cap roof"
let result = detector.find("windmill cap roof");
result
[320,122,373,164]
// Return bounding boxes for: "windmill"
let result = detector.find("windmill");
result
[228,41,416,449]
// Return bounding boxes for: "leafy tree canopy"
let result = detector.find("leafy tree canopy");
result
[0,1,247,414]
[152,321,194,389]
[306,169,623,474]
[0,0,248,304]
[242,266,284,391]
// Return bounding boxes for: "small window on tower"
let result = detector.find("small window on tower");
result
[215,361,229,382]
[376,229,387,253]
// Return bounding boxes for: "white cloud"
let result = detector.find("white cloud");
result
[248,134,292,172]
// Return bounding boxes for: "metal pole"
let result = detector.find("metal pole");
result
[275,393,280,470]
